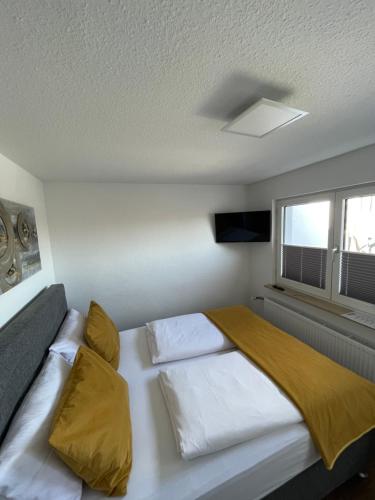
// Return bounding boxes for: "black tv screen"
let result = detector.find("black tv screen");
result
[215,211,271,243]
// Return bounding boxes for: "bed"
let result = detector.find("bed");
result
[0,285,373,500]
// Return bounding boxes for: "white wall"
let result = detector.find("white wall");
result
[0,153,55,327]
[246,144,375,347]
[45,183,253,330]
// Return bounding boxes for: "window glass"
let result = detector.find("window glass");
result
[340,194,375,305]
[283,201,330,248]
[343,195,375,254]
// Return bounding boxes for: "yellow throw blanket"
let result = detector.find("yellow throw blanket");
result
[204,305,375,470]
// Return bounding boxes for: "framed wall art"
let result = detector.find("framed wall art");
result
[0,197,41,294]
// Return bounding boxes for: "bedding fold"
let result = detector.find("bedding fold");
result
[146,313,234,363]
[204,305,375,470]
[159,351,303,459]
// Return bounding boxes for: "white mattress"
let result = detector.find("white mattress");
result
[82,327,320,500]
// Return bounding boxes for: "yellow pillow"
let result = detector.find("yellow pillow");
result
[84,301,120,369]
[49,346,132,496]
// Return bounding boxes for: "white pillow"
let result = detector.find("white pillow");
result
[146,312,234,364]
[0,352,82,500]
[49,308,86,364]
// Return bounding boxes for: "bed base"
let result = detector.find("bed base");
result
[200,430,373,500]
[264,430,374,500]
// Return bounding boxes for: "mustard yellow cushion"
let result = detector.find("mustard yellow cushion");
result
[49,346,132,496]
[84,301,120,369]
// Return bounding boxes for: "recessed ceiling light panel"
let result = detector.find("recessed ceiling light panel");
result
[222,98,309,138]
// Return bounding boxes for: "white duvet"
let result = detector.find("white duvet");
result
[159,351,303,460]
[146,312,234,363]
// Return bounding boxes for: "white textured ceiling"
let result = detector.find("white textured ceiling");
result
[0,0,374,184]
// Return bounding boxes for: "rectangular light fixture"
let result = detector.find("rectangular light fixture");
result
[222,98,309,138]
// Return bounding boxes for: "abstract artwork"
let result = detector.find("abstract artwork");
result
[0,197,41,294]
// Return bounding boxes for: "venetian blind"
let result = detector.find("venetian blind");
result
[282,244,327,289]
[339,251,375,305]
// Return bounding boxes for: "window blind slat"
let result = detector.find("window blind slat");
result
[339,251,375,305]
[282,245,327,289]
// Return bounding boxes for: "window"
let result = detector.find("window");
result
[275,185,375,312]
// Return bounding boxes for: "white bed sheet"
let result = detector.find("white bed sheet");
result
[82,327,320,500]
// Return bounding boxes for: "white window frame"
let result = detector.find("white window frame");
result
[331,184,375,314]
[274,184,375,314]
[275,192,335,300]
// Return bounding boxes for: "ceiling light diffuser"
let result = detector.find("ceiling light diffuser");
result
[222,98,309,138]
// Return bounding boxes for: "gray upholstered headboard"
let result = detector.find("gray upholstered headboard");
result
[0,284,68,443]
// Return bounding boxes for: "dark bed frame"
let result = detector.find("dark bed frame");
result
[0,284,373,499]
[265,433,373,500]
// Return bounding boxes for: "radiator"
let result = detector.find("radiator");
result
[264,298,375,383]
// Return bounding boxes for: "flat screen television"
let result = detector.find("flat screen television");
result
[214,210,271,243]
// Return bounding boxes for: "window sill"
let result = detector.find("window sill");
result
[264,284,351,317]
